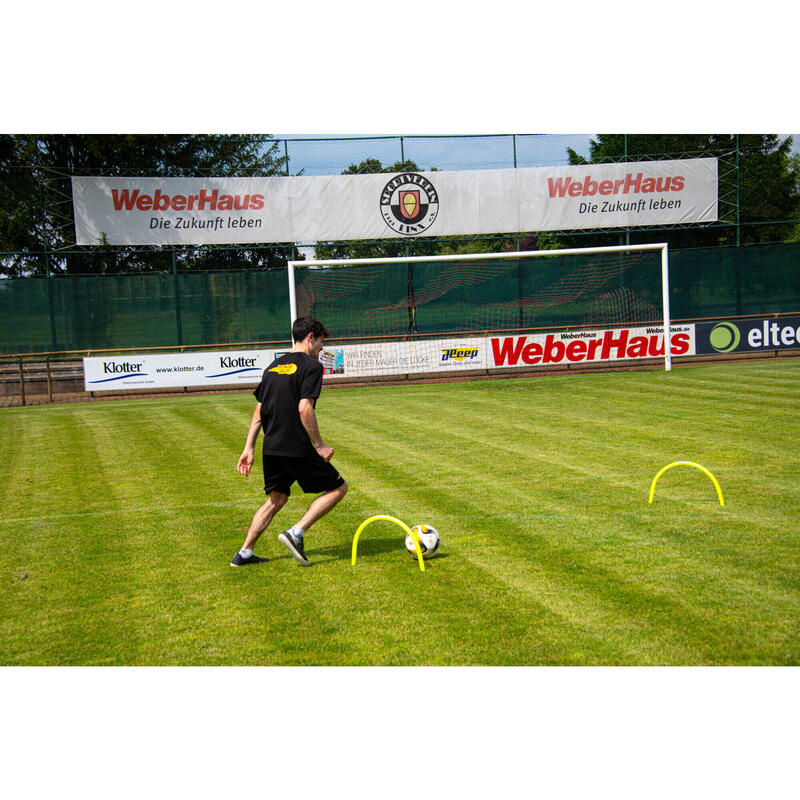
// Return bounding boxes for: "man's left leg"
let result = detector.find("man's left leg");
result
[231,490,288,566]
[297,481,349,531]
[279,482,348,566]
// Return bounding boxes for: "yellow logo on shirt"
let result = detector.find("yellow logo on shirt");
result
[269,363,297,375]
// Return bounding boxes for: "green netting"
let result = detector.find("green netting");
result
[0,270,289,354]
[670,241,800,319]
[293,249,665,339]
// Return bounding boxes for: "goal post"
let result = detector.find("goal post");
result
[287,242,673,372]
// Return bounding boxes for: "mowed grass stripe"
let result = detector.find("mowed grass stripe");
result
[0,409,142,664]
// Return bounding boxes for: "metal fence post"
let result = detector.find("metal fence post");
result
[735,134,741,247]
[18,357,26,406]
[46,356,53,403]
[172,249,183,346]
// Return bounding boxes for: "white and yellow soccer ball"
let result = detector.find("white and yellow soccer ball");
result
[405,524,441,560]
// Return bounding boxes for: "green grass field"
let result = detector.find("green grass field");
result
[1,359,799,665]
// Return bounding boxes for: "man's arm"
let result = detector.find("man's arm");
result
[237,402,262,476]
[299,398,334,462]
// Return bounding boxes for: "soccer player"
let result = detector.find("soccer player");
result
[231,316,348,567]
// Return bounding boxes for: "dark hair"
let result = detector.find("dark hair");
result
[292,316,330,343]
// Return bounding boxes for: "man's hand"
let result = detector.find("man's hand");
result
[237,447,255,476]
[316,443,334,463]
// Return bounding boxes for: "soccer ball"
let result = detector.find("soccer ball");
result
[405,524,441,560]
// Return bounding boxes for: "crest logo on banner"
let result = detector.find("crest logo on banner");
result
[380,172,439,235]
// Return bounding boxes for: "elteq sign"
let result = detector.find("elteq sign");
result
[71,158,718,246]
[696,317,800,355]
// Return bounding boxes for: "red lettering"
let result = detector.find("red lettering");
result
[153,189,170,211]
[543,335,565,364]
[601,329,629,360]
[582,177,598,196]
[626,336,649,358]
[566,340,587,361]
[198,189,218,210]
[135,194,153,210]
[648,335,665,356]
[546,173,684,200]
[522,342,542,364]
[171,195,186,211]
[587,339,604,360]
[547,177,572,198]
[491,337,527,366]
[670,332,690,355]
[249,194,264,210]
[623,172,642,193]
[111,189,139,210]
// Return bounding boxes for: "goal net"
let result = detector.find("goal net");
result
[288,243,673,373]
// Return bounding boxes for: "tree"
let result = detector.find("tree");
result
[0,135,289,276]
[789,153,800,243]
[0,135,43,273]
[564,134,800,249]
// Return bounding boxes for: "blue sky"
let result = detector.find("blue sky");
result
[273,134,594,176]
[273,134,799,177]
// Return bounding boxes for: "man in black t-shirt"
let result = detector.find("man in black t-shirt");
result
[231,317,348,567]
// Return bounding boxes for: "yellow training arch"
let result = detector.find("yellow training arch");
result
[648,461,725,506]
[352,515,425,572]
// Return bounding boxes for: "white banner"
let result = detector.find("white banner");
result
[486,325,695,369]
[324,326,695,378]
[72,158,717,245]
[83,349,276,391]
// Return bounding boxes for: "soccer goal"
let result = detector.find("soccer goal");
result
[287,242,673,372]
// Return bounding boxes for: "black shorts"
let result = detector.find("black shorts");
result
[262,451,345,497]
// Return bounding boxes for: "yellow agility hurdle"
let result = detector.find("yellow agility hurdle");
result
[648,461,725,506]
[352,515,425,572]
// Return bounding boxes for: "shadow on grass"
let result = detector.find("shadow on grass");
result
[307,537,450,566]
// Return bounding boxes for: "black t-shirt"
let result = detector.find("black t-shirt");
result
[253,352,324,456]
